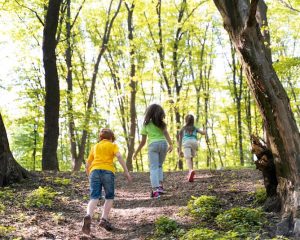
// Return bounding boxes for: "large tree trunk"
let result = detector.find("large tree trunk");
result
[0,113,29,187]
[42,0,62,171]
[213,0,300,236]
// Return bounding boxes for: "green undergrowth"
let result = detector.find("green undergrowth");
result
[0,225,16,238]
[151,194,286,239]
[187,195,221,221]
[25,186,57,208]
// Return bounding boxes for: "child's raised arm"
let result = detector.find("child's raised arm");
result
[197,128,206,135]
[116,152,132,182]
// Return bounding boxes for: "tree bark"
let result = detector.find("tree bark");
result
[213,0,300,236]
[251,134,280,212]
[0,113,29,187]
[42,0,62,171]
[125,1,137,171]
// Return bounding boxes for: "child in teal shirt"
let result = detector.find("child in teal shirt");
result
[178,114,206,182]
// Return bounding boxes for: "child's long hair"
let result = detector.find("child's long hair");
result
[184,114,195,134]
[143,104,166,130]
[98,128,115,142]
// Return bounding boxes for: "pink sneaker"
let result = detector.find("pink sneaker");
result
[188,170,195,182]
[151,190,160,199]
[157,186,165,194]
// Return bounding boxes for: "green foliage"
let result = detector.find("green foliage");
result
[53,177,71,186]
[0,225,16,237]
[273,57,300,75]
[215,207,265,236]
[254,187,267,204]
[271,236,290,240]
[180,228,239,240]
[0,188,14,201]
[154,216,179,237]
[180,228,219,240]
[0,203,5,214]
[25,187,57,208]
[187,195,221,220]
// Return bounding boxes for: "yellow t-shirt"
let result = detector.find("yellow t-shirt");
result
[86,139,119,174]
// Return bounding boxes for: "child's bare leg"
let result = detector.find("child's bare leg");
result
[87,199,99,217]
[101,199,113,220]
[186,157,193,172]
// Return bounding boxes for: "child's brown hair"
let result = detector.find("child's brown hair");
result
[99,128,115,142]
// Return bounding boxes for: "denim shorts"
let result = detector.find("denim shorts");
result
[89,169,115,200]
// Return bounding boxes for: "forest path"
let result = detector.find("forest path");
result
[2,169,264,239]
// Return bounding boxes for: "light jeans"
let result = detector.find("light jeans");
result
[148,140,168,188]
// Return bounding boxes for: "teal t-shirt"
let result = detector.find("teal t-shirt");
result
[141,122,166,145]
[182,127,199,142]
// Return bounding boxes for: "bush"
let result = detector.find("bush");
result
[215,207,265,236]
[254,187,267,204]
[187,195,221,221]
[25,186,57,208]
[155,216,179,236]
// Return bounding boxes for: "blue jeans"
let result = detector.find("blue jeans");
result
[148,140,168,188]
[89,170,115,200]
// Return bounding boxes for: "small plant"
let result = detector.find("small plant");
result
[180,228,219,240]
[25,186,57,208]
[52,212,66,224]
[155,216,178,237]
[215,207,265,236]
[187,195,221,221]
[271,236,290,240]
[0,203,5,214]
[0,188,14,201]
[53,177,71,186]
[254,187,267,204]
[0,225,15,237]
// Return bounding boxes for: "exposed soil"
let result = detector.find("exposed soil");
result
[0,169,286,239]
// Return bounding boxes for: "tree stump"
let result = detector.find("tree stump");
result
[251,134,280,212]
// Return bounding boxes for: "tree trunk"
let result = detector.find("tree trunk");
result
[0,113,29,187]
[125,2,137,171]
[251,134,280,212]
[42,0,62,171]
[214,0,300,236]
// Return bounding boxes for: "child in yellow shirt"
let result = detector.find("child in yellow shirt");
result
[82,128,132,234]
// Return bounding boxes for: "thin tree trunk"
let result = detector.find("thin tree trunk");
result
[125,1,137,171]
[73,0,123,170]
[42,0,62,171]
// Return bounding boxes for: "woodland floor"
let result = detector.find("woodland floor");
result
[0,169,291,240]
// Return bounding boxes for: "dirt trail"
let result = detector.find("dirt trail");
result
[1,169,268,239]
